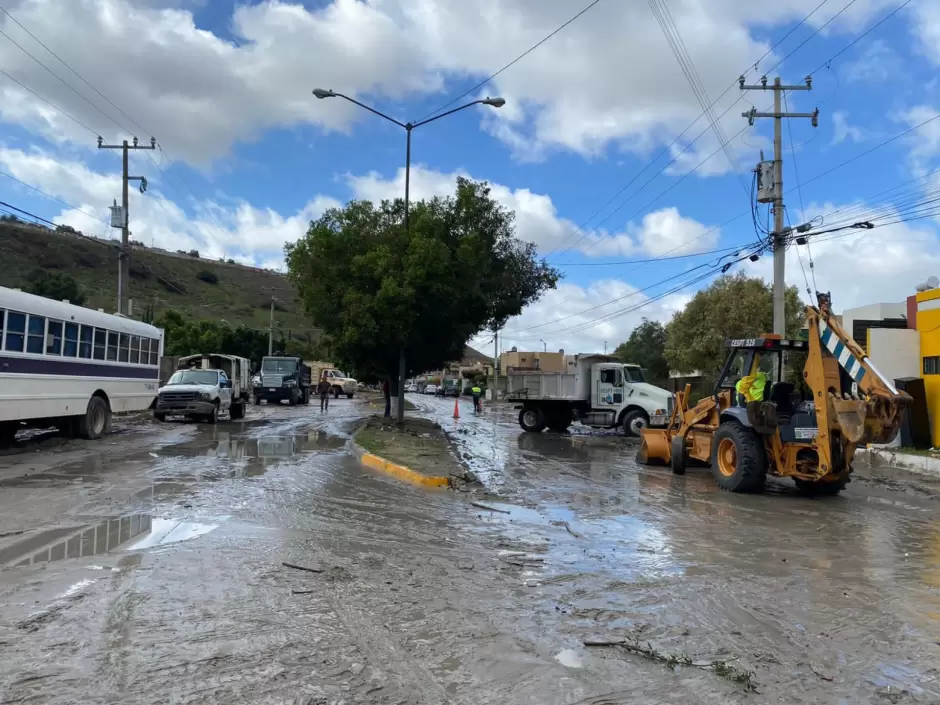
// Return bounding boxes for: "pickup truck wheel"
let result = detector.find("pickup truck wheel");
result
[711,422,766,493]
[519,407,547,433]
[254,395,261,406]
[205,402,219,425]
[77,395,112,440]
[288,390,297,406]
[0,422,18,448]
[346,393,354,399]
[332,386,341,399]
[622,409,649,437]
[154,412,167,423]
[230,401,244,420]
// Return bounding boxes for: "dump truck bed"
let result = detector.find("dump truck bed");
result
[506,371,581,401]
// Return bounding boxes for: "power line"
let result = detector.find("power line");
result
[551,244,743,266]
[0,168,108,224]
[417,0,604,122]
[0,67,98,136]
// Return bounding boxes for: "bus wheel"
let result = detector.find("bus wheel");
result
[0,422,18,448]
[78,395,111,440]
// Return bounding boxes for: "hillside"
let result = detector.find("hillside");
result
[1,221,315,340]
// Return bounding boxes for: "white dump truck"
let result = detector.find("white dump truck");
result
[506,354,672,437]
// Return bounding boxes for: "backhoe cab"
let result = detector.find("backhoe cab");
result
[637,293,910,495]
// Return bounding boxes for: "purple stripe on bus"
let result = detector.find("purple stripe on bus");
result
[0,355,158,380]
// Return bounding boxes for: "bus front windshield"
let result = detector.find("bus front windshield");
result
[167,370,219,386]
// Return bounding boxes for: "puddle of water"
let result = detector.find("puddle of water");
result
[121,517,220,551]
[1,513,222,569]
[554,648,583,668]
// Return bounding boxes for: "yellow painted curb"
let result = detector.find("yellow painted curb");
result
[360,451,451,488]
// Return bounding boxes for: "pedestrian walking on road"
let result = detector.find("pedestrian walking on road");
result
[471,385,482,413]
[317,375,331,412]
[383,378,391,418]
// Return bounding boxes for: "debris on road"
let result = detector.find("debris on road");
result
[550,519,581,538]
[471,501,511,514]
[584,636,758,693]
[282,562,323,574]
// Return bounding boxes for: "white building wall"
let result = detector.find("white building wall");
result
[867,328,920,381]
[842,302,906,342]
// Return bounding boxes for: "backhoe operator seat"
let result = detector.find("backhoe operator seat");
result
[769,382,795,425]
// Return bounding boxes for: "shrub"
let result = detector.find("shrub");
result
[197,269,219,285]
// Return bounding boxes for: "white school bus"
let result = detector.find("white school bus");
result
[0,286,163,446]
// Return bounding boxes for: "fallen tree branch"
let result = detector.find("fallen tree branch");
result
[471,501,511,514]
[282,562,323,574]
[584,637,758,692]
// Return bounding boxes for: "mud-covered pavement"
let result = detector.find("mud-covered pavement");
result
[2,396,940,704]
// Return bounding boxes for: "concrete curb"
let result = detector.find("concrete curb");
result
[347,427,451,489]
[859,447,940,480]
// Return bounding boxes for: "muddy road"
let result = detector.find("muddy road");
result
[1,395,939,704]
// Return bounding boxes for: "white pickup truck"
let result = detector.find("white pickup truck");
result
[154,368,237,424]
[506,354,672,437]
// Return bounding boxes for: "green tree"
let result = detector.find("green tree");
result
[155,309,280,367]
[613,318,670,383]
[665,273,804,374]
[29,271,86,305]
[285,177,559,419]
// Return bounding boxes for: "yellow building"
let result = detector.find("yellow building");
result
[915,288,940,445]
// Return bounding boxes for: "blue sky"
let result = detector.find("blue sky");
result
[2,0,940,354]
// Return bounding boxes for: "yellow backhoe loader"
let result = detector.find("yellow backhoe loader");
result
[637,293,911,494]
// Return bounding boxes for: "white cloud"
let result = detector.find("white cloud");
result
[844,39,900,83]
[0,146,339,262]
[478,278,692,356]
[0,0,906,167]
[346,164,716,257]
[898,105,940,173]
[831,111,867,144]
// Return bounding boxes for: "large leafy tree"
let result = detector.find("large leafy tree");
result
[665,273,804,374]
[613,318,670,383]
[285,177,560,419]
[156,309,281,367]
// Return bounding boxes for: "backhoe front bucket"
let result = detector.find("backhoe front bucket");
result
[829,397,868,444]
[637,428,671,466]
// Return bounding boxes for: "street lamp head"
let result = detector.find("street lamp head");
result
[312,88,336,99]
[481,96,506,108]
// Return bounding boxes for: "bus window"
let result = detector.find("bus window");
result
[107,331,118,361]
[46,320,63,355]
[149,339,159,365]
[5,311,25,352]
[93,328,106,360]
[129,336,140,364]
[79,325,93,359]
[119,333,130,362]
[26,315,45,354]
[63,322,79,357]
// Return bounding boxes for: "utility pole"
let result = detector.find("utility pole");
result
[740,76,817,336]
[268,296,275,356]
[492,330,498,402]
[98,136,155,315]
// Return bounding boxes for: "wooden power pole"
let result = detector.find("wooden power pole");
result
[97,136,156,314]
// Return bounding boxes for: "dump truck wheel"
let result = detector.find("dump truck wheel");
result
[710,422,766,493]
[622,409,648,437]
[519,407,546,433]
[794,476,848,496]
[547,415,571,433]
[670,434,687,475]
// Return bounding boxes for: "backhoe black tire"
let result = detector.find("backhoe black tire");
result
[518,407,547,433]
[77,395,111,440]
[795,476,848,496]
[710,422,766,493]
[622,409,649,438]
[670,434,687,476]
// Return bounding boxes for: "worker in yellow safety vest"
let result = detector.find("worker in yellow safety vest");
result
[735,370,767,404]
[471,385,482,412]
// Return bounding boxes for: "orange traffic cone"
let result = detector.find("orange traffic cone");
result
[453,397,460,419]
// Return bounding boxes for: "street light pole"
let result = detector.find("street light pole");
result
[312,89,505,423]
